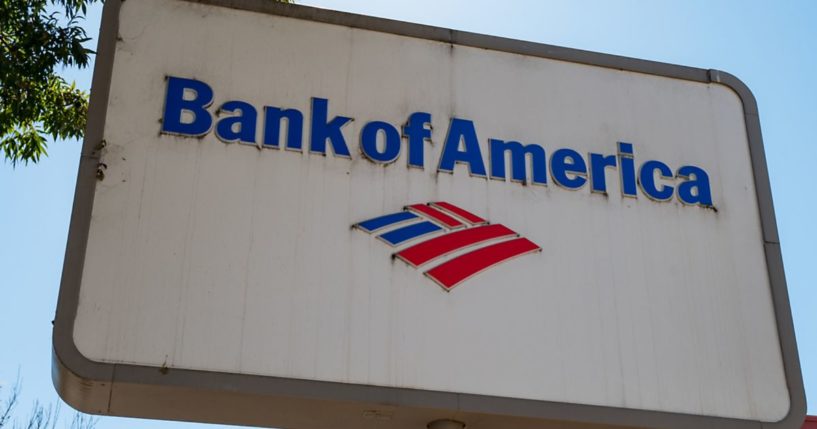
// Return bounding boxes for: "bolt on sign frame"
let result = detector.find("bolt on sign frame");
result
[53,0,805,428]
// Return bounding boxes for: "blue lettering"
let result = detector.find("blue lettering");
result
[157,78,717,209]
[550,148,587,189]
[677,165,713,206]
[438,118,486,177]
[161,76,213,136]
[403,112,432,168]
[639,160,674,201]
[618,142,637,198]
[361,121,401,163]
[489,139,547,185]
[263,106,303,150]
[215,101,257,145]
[310,97,352,157]
[589,153,617,193]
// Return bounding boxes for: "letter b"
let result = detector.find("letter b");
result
[161,76,214,136]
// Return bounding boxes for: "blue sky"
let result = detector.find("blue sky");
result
[1,1,814,428]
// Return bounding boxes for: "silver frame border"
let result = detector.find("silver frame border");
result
[53,1,806,428]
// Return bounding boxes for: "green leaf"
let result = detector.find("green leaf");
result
[0,0,296,166]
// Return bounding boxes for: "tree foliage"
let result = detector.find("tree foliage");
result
[1,0,297,166]
[0,376,97,429]
[0,0,99,166]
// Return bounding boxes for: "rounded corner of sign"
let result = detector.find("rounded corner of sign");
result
[776,387,808,429]
[707,69,759,114]
[52,324,115,385]
[764,402,807,429]
[52,335,114,416]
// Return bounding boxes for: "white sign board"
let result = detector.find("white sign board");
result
[54,1,805,428]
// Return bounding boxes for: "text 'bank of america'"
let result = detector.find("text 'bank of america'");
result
[162,76,713,207]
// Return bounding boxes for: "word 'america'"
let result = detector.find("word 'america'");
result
[161,76,713,206]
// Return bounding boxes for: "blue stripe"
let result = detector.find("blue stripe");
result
[356,211,418,232]
[379,221,442,246]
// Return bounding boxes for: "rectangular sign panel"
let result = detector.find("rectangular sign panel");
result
[54,1,805,428]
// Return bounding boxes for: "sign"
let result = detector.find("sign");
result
[53,0,805,428]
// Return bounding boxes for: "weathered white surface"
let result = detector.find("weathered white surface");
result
[74,0,788,422]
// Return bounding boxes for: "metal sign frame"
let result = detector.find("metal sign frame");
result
[53,1,806,428]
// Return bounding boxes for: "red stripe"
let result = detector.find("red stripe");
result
[396,224,517,267]
[425,238,540,290]
[408,204,464,228]
[430,201,486,225]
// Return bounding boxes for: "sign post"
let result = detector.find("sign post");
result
[54,1,805,428]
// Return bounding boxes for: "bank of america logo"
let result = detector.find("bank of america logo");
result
[354,202,540,291]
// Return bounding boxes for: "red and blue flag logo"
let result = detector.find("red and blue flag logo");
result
[354,202,541,291]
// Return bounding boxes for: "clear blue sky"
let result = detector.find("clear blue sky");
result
[1,1,814,428]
